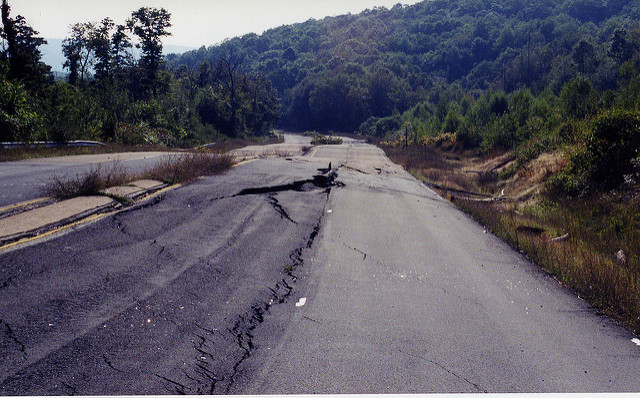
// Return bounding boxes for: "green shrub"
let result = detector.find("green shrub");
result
[559,77,597,119]
[456,124,482,148]
[0,79,43,142]
[546,148,591,197]
[547,110,640,196]
[358,115,402,137]
[311,134,343,145]
[587,110,640,190]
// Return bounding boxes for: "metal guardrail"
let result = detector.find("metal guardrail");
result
[1,140,106,149]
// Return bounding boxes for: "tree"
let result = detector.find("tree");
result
[213,53,244,135]
[62,22,95,84]
[110,24,132,76]
[367,68,408,118]
[586,110,640,190]
[560,76,595,119]
[128,7,172,98]
[0,0,50,87]
[609,29,635,64]
[243,74,280,134]
[90,18,114,81]
[572,40,596,75]
[0,67,42,141]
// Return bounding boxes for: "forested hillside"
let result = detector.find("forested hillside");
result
[169,0,640,134]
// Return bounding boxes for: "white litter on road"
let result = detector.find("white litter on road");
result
[632,338,640,346]
[295,297,307,307]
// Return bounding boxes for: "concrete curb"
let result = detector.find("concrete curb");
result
[0,197,56,220]
[0,179,168,248]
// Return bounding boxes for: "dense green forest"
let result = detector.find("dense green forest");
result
[3,0,640,191]
[169,0,640,132]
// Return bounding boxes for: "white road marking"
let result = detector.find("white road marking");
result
[632,338,640,346]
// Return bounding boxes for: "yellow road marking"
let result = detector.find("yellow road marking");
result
[0,197,50,214]
[138,183,181,199]
[0,183,182,252]
[232,158,257,168]
[0,211,114,252]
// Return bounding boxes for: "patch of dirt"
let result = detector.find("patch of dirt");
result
[509,152,566,201]
[467,151,516,174]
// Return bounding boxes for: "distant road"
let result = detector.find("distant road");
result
[0,152,172,207]
[1,138,639,394]
[0,134,311,208]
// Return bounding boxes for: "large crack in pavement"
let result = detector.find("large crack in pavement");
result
[156,169,342,394]
[221,209,326,394]
[235,173,343,196]
[266,194,297,224]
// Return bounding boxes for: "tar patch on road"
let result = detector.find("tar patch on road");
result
[235,173,344,196]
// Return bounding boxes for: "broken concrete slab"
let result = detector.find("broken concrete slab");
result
[102,185,142,198]
[101,180,165,199]
[0,179,168,247]
[128,179,165,190]
[0,195,114,241]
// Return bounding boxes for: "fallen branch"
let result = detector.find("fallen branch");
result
[549,233,569,243]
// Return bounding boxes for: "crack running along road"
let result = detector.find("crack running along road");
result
[1,140,640,394]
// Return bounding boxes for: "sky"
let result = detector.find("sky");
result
[11,0,422,49]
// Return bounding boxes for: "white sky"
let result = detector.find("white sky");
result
[11,0,422,49]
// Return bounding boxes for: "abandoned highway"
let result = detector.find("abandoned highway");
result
[1,137,640,394]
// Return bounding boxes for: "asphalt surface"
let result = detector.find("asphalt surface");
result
[0,152,172,207]
[1,139,640,394]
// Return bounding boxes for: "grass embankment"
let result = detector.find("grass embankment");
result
[43,151,234,200]
[382,142,640,334]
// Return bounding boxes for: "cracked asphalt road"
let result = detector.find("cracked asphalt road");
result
[2,138,640,394]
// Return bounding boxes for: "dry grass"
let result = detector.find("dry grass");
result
[383,144,497,196]
[141,152,234,185]
[42,151,234,199]
[458,198,640,332]
[42,161,131,199]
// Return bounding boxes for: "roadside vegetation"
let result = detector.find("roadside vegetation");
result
[310,133,343,145]
[0,144,168,162]
[42,151,234,199]
[142,151,234,185]
[0,134,283,162]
